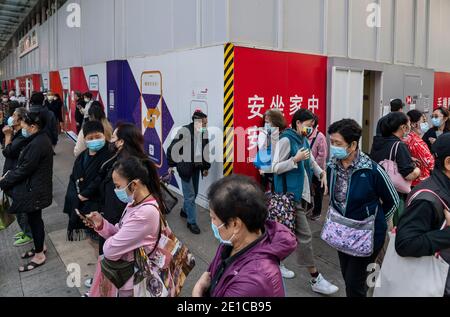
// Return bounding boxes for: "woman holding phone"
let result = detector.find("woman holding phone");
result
[80,157,165,297]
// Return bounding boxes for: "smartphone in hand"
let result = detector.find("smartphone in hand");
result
[75,209,95,227]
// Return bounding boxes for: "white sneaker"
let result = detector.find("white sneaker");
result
[280,264,296,279]
[311,274,339,295]
[84,278,93,288]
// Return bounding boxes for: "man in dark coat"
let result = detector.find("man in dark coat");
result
[167,110,211,234]
[63,120,113,241]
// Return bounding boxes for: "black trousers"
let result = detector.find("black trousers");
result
[338,247,381,297]
[312,175,324,217]
[27,209,45,253]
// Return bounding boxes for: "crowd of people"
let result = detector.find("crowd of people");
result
[0,89,449,298]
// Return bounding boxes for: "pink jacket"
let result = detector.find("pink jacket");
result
[308,128,328,170]
[96,198,160,291]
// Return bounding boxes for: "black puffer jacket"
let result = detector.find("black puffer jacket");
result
[2,131,30,175]
[396,169,450,296]
[30,104,59,146]
[0,131,53,214]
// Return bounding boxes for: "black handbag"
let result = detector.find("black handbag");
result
[100,257,135,290]
[159,173,179,214]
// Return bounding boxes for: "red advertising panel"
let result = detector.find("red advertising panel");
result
[233,47,327,178]
[49,71,63,99]
[69,67,89,135]
[434,72,450,110]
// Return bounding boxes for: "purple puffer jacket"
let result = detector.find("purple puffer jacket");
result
[208,221,297,297]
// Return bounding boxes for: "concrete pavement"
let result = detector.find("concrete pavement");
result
[0,135,345,297]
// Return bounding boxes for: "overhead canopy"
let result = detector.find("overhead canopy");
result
[0,0,39,52]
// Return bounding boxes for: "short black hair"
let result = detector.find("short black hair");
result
[407,110,423,124]
[192,110,207,122]
[328,119,362,145]
[83,120,104,137]
[24,110,45,130]
[84,92,93,99]
[380,112,409,137]
[208,175,267,233]
[291,109,315,130]
[30,92,45,106]
[391,99,405,112]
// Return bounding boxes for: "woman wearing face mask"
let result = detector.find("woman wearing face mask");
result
[308,115,328,221]
[254,110,296,280]
[63,121,113,241]
[0,111,53,272]
[82,157,165,297]
[98,123,148,255]
[84,123,149,297]
[370,112,421,224]
[271,109,338,296]
[254,110,286,192]
[327,119,400,297]
[423,107,450,153]
[405,110,435,187]
[74,102,113,157]
[2,108,33,247]
[192,175,297,297]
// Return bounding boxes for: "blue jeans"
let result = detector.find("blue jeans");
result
[17,212,33,238]
[181,169,201,225]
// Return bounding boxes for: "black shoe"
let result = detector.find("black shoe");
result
[187,223,201,235]
[180,208,187,219]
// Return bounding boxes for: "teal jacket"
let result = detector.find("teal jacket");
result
[273,129,312,202]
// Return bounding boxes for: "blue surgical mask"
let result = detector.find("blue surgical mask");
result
[264,123,271,132]
[86,139,105,152]
[330,145,350,160]
[211,222,234,246]
[114,182,134,204]
[21,128,31,138]
[7,117,14,127]
[420,122,430,134]
[431,118,442,128]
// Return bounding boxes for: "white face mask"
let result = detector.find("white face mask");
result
[84,98,90,103]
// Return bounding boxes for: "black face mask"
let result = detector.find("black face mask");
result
[109,142,118,153]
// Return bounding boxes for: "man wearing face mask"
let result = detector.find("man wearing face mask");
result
[63,120,113,241]
[167,110,211,234]
[327,119,400,297]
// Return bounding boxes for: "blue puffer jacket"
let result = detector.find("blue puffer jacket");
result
[327,152,400,250]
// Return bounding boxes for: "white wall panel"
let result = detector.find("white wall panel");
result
[173,0,198,49]
[327,0,348,57]
[39,20,50,73]
[81,0,115,65]
[395,0,415,64]
[379,0,394,63]
[201,0,228,46]
[349,0,377,61]
[58,0,81,69]
[283,0,324,54]
[229,0,277,47]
